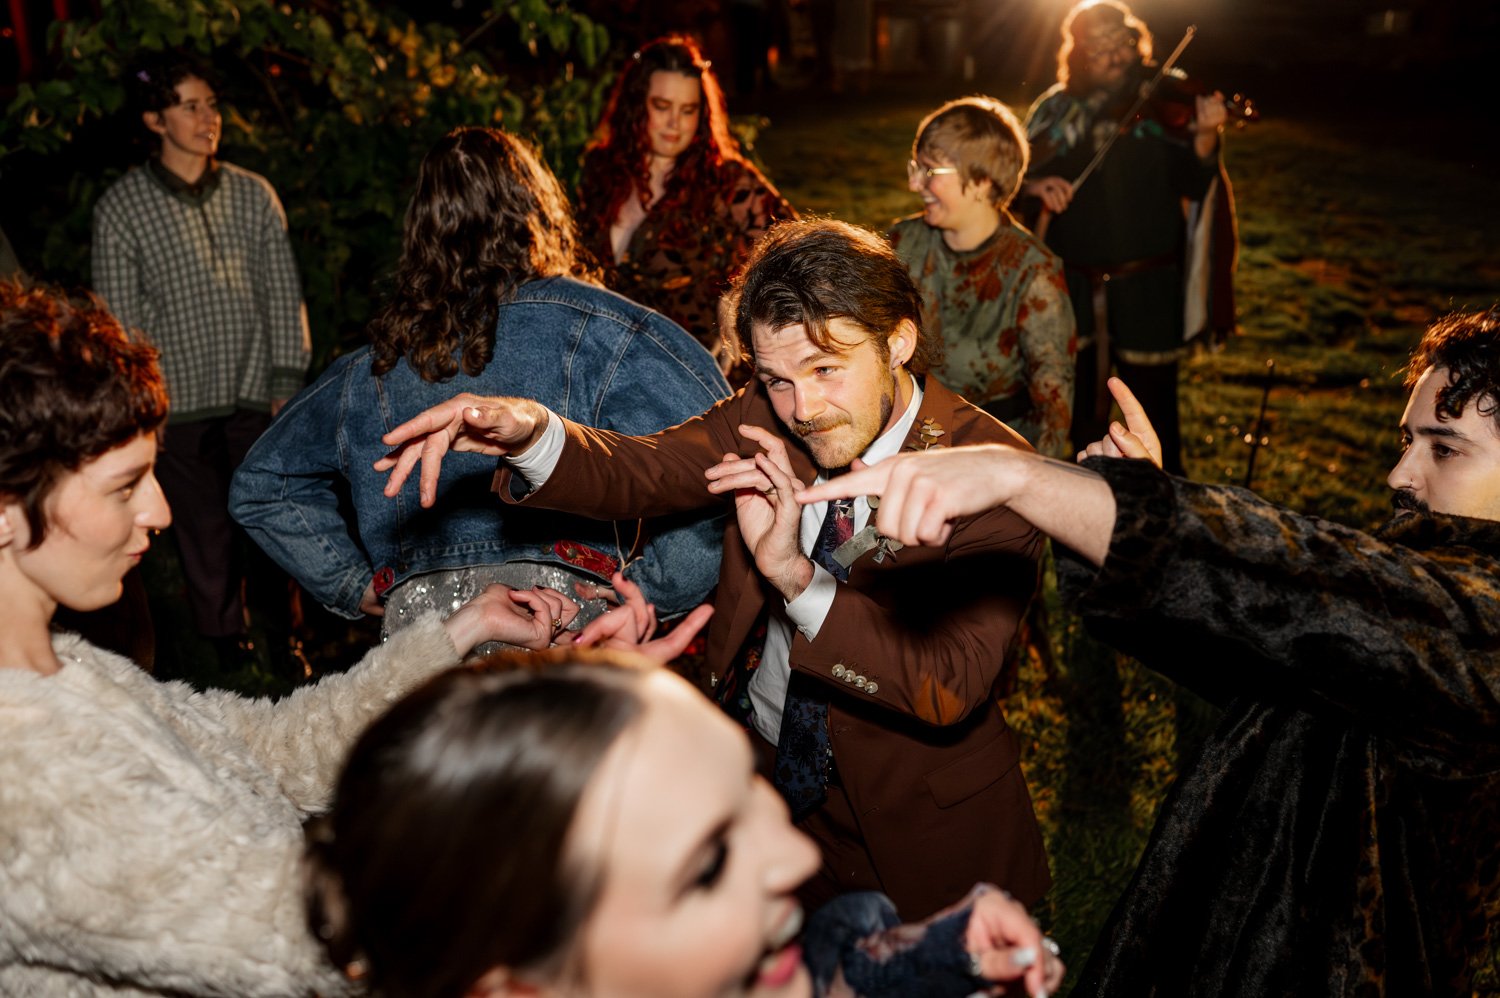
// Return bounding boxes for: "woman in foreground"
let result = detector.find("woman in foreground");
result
[308,624,1067,998]
[0,282,582,996]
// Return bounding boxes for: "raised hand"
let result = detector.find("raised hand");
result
[1075,377,1163,467]
[963,886,1066,997]
[1194,91,1228,158]
[373,393,549,508]
[704,424,814,601]
[1021,176,1075,215]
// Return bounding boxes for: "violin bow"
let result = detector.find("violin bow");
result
[1070,24,1197,195]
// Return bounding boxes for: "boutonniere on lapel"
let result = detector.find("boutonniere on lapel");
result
[907,417,947,452]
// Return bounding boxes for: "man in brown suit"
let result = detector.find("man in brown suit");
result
[377,219,1050,918]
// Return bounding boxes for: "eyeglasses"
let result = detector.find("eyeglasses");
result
[907,159,959,185]
[1080,27,1138,63]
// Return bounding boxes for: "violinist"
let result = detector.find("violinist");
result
[1021,0,1231,475]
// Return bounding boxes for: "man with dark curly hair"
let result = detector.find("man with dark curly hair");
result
[803,309,1500,996]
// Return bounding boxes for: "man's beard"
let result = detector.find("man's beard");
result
[791,371,897,472]
[1390,488,1430,517]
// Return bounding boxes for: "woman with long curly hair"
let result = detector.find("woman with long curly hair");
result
[230,127,728,641]
[577,36,795,374]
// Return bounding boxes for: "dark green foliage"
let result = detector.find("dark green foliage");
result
[2,0,613,366]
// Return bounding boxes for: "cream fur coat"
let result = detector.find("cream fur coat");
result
[0,613,460,996]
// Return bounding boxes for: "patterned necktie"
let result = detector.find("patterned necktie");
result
[773,495,854,820]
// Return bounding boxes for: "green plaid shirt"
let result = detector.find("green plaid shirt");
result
[92,161,309,422]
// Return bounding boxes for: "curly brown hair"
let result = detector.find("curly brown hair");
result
[575,36,751,254]
[1404,309,1500,430]
[368,127,591,383]
[1059,0,1153,93]
[0,281,168,547]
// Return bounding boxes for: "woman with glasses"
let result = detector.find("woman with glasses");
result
[576,35,795,379]
[889,97,1076,457]
[1020,0,1229,474]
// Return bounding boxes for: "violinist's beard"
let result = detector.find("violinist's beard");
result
[1089,56,1141,97]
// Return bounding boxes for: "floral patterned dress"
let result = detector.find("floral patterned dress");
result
[584,157,796,355]
[889,215,1076,456]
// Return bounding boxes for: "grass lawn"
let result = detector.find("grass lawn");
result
[754,88,1500,991]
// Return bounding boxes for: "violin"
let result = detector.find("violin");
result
[1110,64,1260,135]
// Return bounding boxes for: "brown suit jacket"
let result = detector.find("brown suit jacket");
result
[495,375,1051,915]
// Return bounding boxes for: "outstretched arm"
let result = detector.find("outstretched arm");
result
[795,377,1168,563]
[797,446,1116,567]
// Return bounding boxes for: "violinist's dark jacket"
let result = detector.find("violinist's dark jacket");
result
[1063,458,1499,997]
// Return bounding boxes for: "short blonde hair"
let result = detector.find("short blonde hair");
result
[913,97,1029,209]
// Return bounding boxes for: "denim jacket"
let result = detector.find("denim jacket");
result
[229,276,729,618]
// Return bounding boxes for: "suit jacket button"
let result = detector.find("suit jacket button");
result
[866,681,879,694]
[853,675,867,689]
[842,672,855,683]
[832,664,846,678]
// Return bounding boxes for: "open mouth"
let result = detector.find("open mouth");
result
[751,905,804,990]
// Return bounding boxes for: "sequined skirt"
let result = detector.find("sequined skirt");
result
[381,562,610,655]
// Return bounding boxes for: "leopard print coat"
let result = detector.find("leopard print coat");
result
[1062,458,1500,997]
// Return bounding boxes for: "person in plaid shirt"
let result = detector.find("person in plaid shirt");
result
[92,53,308,662]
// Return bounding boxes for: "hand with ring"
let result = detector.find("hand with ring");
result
[961,885,1066,997]
[440,583,580,655]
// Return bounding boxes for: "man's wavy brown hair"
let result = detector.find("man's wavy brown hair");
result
[728,219,932,374]
[368,128,591,383]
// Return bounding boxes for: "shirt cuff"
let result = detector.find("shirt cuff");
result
[269,366,304,400]
[505,408,565,489]
[785,564,838,640]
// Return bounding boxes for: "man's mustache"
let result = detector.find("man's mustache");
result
[793,416,848,437]
[1391,488,1430,515]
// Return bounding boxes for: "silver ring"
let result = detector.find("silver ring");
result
[550,617,564,632]
[1042,935,1061,957]
[967,951,984,978]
